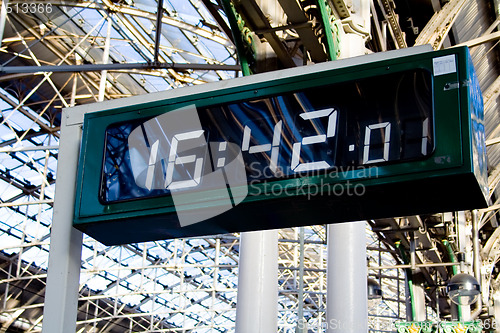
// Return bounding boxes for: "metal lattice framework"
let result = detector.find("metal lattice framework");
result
[0,0,500,332]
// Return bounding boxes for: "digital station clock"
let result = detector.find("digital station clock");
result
[73,46,488,245]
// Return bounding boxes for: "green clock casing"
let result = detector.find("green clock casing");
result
[73,46,488,245]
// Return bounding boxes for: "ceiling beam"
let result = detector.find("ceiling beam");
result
[0,62,241,74]
[415,0,467,49]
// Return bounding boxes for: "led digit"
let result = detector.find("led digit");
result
[242,120,283,175]
[145,140,160,190]
[217,141,227,168]
[422,118,429,155]
[242,125,271,153]
[165,130,205,190]
[291,108,337,172]
[362,122,391,164]
[269,120,282,174]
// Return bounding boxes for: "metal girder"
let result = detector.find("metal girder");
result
[100,0,232,47]
[414,0,467,49]
[370,216,448,287]
[0,286,45,333]
[0,200,54,208]
[406,216,447,281]
[6,1,234,85]
[200,0,234,43]
[376,0,407,49]
[479,225,500,303]
[328,0,350,19]
[6,12,121,100]
[483,76,500,148]
[484,75,500,113]
[77,238,239,326]
[455,30,500,48]
[153,0,164,65]
[0,62,241,73]
[0,131,53,148]
[234,0,296,68]
[277,0,329,62]
[370,0,387,52]
[110,10,214,84]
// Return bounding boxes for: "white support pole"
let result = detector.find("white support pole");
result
[235,0,281,331]
[413,283,427,321]
[326,222,368,332]
[235,230,278,333]
[455,211,472,320]
[327,1,370,332]
[41,109,83,333]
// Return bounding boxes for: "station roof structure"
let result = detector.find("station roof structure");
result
[0,0,500,332]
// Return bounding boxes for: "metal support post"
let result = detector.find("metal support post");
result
[472,210,481,282]
[326,222,368,332]
[471,210,483,319]
[235,230,278,333]
[326,2,370,332]
[455,211,472,320]
[98,14,113,102]
[413,284,427,321]
[296,227,306,333]
[41,108,84,333]
[404,272,414,321]
[154,0,164,65]
[70,54,81,107]
[234,1,281,331]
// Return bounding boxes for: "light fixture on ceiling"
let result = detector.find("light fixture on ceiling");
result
[446,273,481,306]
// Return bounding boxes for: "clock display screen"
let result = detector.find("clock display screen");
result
[101,69,433,203]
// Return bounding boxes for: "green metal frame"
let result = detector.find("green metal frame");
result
[317,0,341,60]
[395,241,417,321]
[439,321,483,332]
[396,320,483,332]
[395,321,435,333]
[73,46,488,245]
[220,0,255,76]
[442,239,463,320]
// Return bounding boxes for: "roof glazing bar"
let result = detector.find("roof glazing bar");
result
[0,63,241,73]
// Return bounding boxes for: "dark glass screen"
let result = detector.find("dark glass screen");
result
[101,69,433,203]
